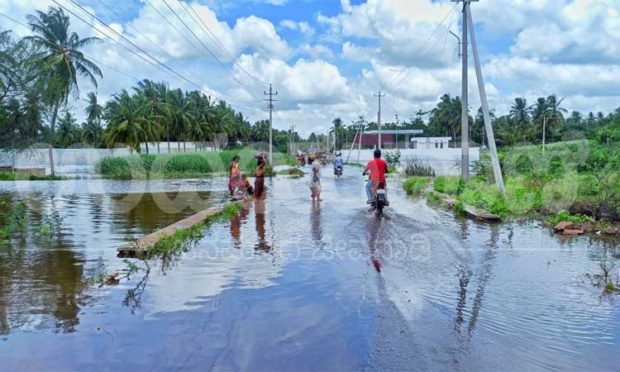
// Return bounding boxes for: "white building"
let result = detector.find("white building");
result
[410,137,452,150]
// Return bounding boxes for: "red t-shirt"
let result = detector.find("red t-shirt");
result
[367,158,388,181]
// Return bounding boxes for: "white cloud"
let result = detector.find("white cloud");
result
[318,0,459,67]
[279,20,315,37]
[235,54,351,106]
[301,44,334,59]
[508,0,620,64]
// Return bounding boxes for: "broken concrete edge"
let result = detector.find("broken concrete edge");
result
[431,191,501,222]
[116,200,245,258]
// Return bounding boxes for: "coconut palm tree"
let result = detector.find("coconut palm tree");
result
[103,89,158,153]
[81,120,103,147]
[135,79,170,153]
[84,92,103,125]
[166,88,193,152]
[508,97,531,144]
[25,7,102,175]
[429,94,462,142]
[55,111,80,148]
[544,95,567,143]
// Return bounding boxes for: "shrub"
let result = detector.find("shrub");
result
[434,176,462,195]
[384,149,401,167]
[403,157,435,177]
[547,209,592,226]
[548,155,564,176]
[403,177,429,195]
[515,154,534,174]
[453,201,465,216]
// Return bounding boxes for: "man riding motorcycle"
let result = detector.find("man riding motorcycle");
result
[333,152,343,176]
[363,149,389,206]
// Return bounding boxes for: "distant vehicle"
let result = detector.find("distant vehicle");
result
[308,151,329,165]
[334,165,343,178]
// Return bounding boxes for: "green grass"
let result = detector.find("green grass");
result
[146,202,243,261]
[403,177,430,195]
[96,150,293,179]
[405,140,620,221]
[0,172,67,181]
[547,210,593,226]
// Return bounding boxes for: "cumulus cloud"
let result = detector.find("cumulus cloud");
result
[280,20,315,37]
[319,0,459,68]
[508,0,620,64]
[234,54,351,107]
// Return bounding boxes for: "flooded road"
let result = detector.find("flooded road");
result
[0,170,619,371]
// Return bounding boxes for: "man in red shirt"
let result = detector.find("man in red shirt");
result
[364,149,389,205]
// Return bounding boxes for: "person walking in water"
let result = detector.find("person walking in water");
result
[254,152,266,199]
[228,155,241,196]
[310,159,321,202]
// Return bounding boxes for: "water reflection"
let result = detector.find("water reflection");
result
[366,217,383,273]
[0,188,219,335]
[230,203,250,249]
[254,199,271,253]
[0,195,87,334]
[311,201,323,246]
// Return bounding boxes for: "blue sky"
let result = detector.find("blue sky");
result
[2,0,619,135]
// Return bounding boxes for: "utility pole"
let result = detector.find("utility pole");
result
[460,0,505,194]
[374,91,385,150]
[454,0,471,181]
[289,124,295,156]
[264,83,278,165]
[542,116,547,156]
[346,119,359,163]
[358,116,365,162]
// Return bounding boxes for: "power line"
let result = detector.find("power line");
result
[385,3,459,91]
[61,0,203,91]
[94,0,172,59]
[161,0,250,90]
[142,0,202,54]
[1,10,140,83]
[0,11,29,29]
[179,0,265,86]
[1,6,255,113]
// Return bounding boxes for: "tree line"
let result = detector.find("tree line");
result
[328,94,619,150]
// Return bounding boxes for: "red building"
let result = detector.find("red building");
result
[359,129,423,149]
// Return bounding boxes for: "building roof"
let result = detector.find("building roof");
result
[362,129,423,135]
[410,137,452,141]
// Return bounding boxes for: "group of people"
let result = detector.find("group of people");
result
[228,148,389,206]
[310,149,389,206]
[228,153,266,200]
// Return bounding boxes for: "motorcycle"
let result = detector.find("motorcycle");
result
[372,185,387,218]
[334,165,343,178]
[364,170,388,218]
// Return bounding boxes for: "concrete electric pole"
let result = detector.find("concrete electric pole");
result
[453,0,505,194]
[374,91,385,150]
[264,83,278,165]
[458,0,470,181]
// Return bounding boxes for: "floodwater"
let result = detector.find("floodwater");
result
[0,169,618,371]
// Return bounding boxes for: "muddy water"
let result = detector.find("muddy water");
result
[0,172,618,371]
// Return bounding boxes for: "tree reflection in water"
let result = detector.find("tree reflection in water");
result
[0,193,87,334]
[122,261,151,315]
